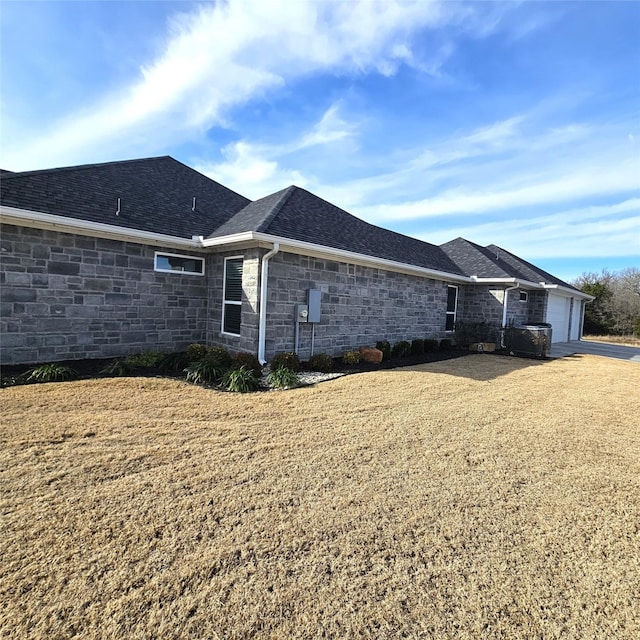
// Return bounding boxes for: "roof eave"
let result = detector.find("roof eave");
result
[203,231,472,283]
[0,205,201,250]
[542,283,595,300]
[471,276,594,300]
[471,276,544,289]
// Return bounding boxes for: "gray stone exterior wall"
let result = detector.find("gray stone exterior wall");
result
[504,288,530,327]
[457,285,504,325]
[458,285,548,328]
[206,248,262,354]
[526,290,547,324]
[262,251,450,360]
[1,223,558,366]
[1,224,210,364]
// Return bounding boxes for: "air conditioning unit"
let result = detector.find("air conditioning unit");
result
[506,324,552,358]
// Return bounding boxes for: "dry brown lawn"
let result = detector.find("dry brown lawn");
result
[583,335,640,348]
[2,354,639,639]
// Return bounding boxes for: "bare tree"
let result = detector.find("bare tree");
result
[573,268,640,336]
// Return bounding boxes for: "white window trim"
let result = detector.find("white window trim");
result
[519,290,529,302]
[445,284,458,332]
[221,255,244,337]
[154,251,205,276]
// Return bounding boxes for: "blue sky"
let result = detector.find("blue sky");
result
[1,0,638,282]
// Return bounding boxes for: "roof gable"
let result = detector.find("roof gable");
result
[441,237,581,292]
[0,156,250,239]
[214,186,465,275]
[440,237,513,279]
[486,244,579,291]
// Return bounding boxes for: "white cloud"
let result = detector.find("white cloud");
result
[195,140,309,200]
[358,158,639,220]
[193,103,355,198]
[2,0,456,170]
[418,199,640,258]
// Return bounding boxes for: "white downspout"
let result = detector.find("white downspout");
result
[257,243,280,365]
[501,283,520,347]
[502,283,520,328]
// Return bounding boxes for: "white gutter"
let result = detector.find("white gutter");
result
[542,283,595,301]
[205,231,472,284]
[257,243,280,365]
[471,276,543,289]
[1,205,201,250]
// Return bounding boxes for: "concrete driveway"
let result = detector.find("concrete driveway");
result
[550,340,640,362]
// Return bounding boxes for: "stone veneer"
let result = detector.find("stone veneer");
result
[458,285,547,328]
[1,224,210,364]
[1,224,555,366]
[262,251,451,360]
[206,248,261,355]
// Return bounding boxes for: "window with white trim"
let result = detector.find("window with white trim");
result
[519,290,528,302]
[445,285,458,332]
[222,256,243,336]
[154,252,204,275]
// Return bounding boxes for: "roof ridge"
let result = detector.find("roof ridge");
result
[0,155,174,179]
[255,185,297,233]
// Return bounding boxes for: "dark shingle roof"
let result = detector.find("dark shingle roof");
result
[441,237,580,291]
[210,186,465,275]
[4,157,572,285]
[440,238,513,279]
[485,244,578,290]
[0,156,250,239]
[207,186,295,238]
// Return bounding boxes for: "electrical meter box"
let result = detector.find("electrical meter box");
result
[308,289,321,323]
[295,304,309,323]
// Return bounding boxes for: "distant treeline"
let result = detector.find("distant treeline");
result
[573,268,640,336]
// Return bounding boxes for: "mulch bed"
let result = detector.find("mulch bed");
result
[1,348,470,388]
[330,348,469,374]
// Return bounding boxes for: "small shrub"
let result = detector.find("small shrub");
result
[411,339,425,355]
[223,366,259,393]
[101,352,164,376]
[186,343,208,361]
[424,339,439,352]
[184,359,227,385]
[232,352,262,379]
[123,351,163,367]
[267,367,300,389]
[101,359,137,376]
[157,351,190,372]
[24,363,78,383]
[454,320,500,347]
[342,350,361,365]
[307,353,333,372]
[440,338,453,350]
[375,340,391,361]
[270,352,301,372]
[208,346,234,368]
[391,340,411,358]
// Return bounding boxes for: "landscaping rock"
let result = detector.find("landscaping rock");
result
[359,347,383,363]
[469,342,497,353]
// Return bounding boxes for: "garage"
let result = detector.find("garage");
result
[546,293,571,343]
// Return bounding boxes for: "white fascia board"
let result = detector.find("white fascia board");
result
[543,284,595,300]
[249,232,472,283]
[471,277,544,289]
[201,232,257,247]
[0,205,201,250]
[472,276,593,300]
